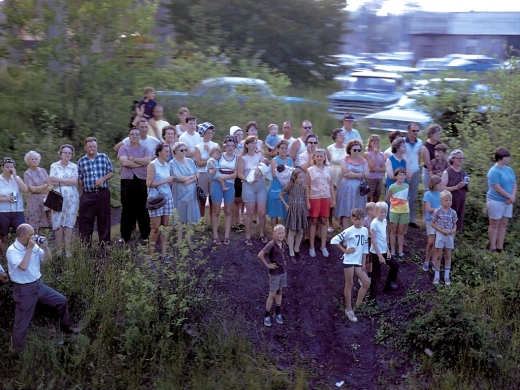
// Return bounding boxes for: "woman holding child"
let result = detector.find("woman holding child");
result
[334,139,370,229]
[237,136,267,246]
[486,147,516,252]
[209,136,238,245]
[267,140,293,229]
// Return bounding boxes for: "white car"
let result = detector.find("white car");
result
[362,96,432,132]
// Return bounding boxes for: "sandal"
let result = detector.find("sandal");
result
[223,238,230,246]
[260,235,268,244]
[213,238,222,246]
[245,238,253,246]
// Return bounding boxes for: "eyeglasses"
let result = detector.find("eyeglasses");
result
[307,141,318,145]
[303,126,312,129]
[129,133,140,137]
[453,157,464,160]
[179,149,187,152]
[352,148,361,152]
[62,152,73,155]
[411,130,420,133]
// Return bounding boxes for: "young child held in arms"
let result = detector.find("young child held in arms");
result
[369,202,400,306]
[430,143,449,177]
[257,224,288,327]
[422,175,442,272]
[431,190,458,286]
[386,167,410,257]
[265,124,281,154]
[206,146,229,191]
[133,87,159,137]
[331,208,371,322]
[280,168,308,264]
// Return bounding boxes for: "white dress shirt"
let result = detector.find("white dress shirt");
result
[7,239,44,284]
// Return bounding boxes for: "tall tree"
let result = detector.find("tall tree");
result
[163,0,350,83]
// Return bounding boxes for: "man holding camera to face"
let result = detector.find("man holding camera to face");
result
[7,223,79,351]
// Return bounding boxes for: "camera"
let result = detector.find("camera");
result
[463,175,470,184]
[11,191,17,202]
[33,235,47,245]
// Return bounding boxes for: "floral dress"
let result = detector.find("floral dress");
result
[170,158,201,224]
[49,161,79,229]
[23,167,51,230]
[333,157,367,218]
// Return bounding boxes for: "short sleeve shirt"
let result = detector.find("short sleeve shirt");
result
[138,98,157,119]
[122,136,160,156]
[77,153,115,193]
[261,240,287,276]
[341,127,362,147]
[405,136,423,173]
[0,175,24,212]
[331,226,368,265]
[118,144,150,180]
[7,240,44,283]
[431,207,458,231]
[487,164,517,202]
[369,218,388,254]
[423,190,441,220]
[179,132,203,152]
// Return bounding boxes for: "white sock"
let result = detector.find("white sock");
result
[444,267,451,279]
[434,270,440,279]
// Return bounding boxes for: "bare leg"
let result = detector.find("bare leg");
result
[497,217,509,250]
[160,216,169,257]
[288,230,296,256]
[148,216,161,257]
[319,216,328,250]
[343,267,354,311]
[355,267,371,307]
[487,217,499,250]
[223,202,232,239]
[54,227,64,252]
[211,202,221,240]
[294,230,303,253]
[244,202,255,240]
[271,217,279,230]
[64,227,74,254]
[425,234,435,263]
[389,223,398,254]
[397,223,406,254]
[257,201,267,237]
[309,217,318,250]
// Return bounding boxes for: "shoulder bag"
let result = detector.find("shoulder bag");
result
[44,182,64,212]
[359,162,370,196]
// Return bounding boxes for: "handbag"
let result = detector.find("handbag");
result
[359,170,370,197]
[44,183,64,212]
[146,192,166,210]
[196,179,206,202]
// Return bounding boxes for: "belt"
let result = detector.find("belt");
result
[86,187,107,193]
[13,277,40,285]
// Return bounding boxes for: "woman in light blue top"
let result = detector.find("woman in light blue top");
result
[170,142,200,246]
[146,143,175,262]
[486,147,517,252]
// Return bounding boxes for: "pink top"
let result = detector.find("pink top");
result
[365,150,384,179]
[308,165,332,199]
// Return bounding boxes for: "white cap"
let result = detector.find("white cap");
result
[229,126,242,135]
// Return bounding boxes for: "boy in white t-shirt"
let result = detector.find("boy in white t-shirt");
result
[369,202,400,307]
[331,208,371,323]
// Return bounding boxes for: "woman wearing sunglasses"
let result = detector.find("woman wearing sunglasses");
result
[333,140,370,229]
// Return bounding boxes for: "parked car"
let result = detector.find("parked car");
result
[443,55,500,72]
[328,70,404,118]
[156,77,317,107]
[416,58,450,74]
[362,95,432,132]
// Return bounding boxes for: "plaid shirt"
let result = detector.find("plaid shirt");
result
[78,153,115,193]
[431,206,458,231]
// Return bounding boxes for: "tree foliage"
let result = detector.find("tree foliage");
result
[163,0,350,83]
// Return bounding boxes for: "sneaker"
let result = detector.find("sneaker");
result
[433,277,440,285]
[163,256,171,264]
[232,225,243,233]
[398,253,405,258]
[429,262,435,270]
[309,248,316,258]
[65,251,72,258]
[345,310,358,322]
[275,314,283,324]
[327,227,334,233]
[264,316,272,327]
[320,247,329,257]
[422,262,429,271]
[445,277,451,286]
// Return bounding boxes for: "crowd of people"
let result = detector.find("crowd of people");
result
[0,86,516,347]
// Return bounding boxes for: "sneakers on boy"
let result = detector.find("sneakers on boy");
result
[422,262,429,271]
[320,247,329,257]
[309,248,316,258]
[433,276,440,285]
[345,310,358,323]
[275,314,283,324]
[445,277,451,286]
[264,316,272,327]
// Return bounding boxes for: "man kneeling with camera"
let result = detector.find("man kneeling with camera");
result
[7,223,79,351]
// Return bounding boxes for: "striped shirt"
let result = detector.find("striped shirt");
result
[431,207,458,231]
[389,183,409,214]
[78,153,115,193]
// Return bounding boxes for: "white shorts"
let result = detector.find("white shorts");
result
[435,232,454,249]
[486,197,513,220]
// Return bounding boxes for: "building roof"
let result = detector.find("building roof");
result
[410,12,520,36]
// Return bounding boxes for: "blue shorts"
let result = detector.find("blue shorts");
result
[210,181,235,204]
[0,211,25,236]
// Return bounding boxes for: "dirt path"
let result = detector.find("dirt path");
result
[204,224,431,389]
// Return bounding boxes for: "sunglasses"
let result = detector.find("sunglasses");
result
[411,130,420,133]
[303,126,312,129]
[179,149,187,152]
[352,148,361,152]
[307,141,318,145]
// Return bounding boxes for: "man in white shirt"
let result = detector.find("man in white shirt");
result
[289,120,314,167]
[114,120,160,156]
[340,113,362,147]
[179,115,202,158]
[282,121,296,150]
[7,224,79,351]
[405,122,423,228]
[150,105,170,140]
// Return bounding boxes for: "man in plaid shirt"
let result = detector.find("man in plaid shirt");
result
[78,137,115,247]
[431,190,458,286]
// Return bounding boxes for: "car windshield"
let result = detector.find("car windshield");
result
[347,77,397,92]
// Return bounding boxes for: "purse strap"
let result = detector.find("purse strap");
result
[51,181,62,193]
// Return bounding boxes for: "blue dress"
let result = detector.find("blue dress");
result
[170,158,201,224]
[267,156,293,220]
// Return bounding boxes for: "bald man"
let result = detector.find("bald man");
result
[7,224,79,351]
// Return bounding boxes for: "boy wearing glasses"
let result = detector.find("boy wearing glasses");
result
[405,122,423,229]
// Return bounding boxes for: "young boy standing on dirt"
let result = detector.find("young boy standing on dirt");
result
[369,202,400,307]
[257,224,288,327]
[331,208,371,322]
[431,190,458,286]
